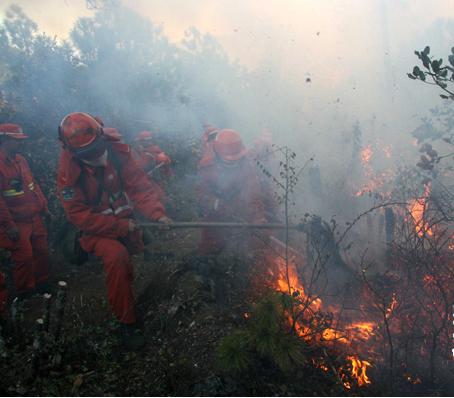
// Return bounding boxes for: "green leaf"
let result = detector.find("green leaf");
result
[440,69,448,78]
[413,66,421,75]
[217,331,252,373]
[431,60,440,73]
[419,70,426,81]
[271,332,306,371]
[440,94,449,99]
[423,46,430,55]
[421,53,431,68]
[449,55,454,67]
[407,73,416,80]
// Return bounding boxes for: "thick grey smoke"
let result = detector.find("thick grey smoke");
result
[2,0,454,226]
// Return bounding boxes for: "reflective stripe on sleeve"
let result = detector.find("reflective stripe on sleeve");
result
[3,189,25,197]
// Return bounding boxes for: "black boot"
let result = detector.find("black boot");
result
[119,323,145,350]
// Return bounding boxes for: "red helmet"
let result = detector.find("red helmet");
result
[134,130,153,142]
[203,123,218,134]
[59,112,102,149]
[93,115,104,127]
[0,123,28,139]
[156,152,171,165]
[213,129,247,162]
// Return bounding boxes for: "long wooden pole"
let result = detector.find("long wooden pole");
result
[139,221,305,231]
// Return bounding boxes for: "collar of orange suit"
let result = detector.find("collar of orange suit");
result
[0,148,20,164]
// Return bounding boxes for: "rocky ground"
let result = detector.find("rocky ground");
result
[0,223,374,396]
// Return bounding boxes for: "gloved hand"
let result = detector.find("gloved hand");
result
[129,219,139,232]
[6,225,20,242]
[156,152,171,165]
[157,216,172,231]
[158,216,172,225]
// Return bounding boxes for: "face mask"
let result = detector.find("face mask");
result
[3,139,21,156]
[221,158,242,169]
[82,150,108,167]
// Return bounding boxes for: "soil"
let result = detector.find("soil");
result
[0,223,374,396]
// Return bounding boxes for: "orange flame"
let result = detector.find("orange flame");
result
[385,293,398,319]
[408,184,432,237]
[270,256,322,312]
[321,328,348,343]
[268,255,374,387]
[355,144,394,198]
[346,355,372,387]
[383,145,393,159]
[345,322,376,341]
[361,145,373,164]
[404,373,422,384]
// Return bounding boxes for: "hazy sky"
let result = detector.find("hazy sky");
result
[2,1,454,68]
[2,0,454,157]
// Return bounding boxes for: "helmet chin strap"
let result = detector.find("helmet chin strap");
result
[81,150,108,167]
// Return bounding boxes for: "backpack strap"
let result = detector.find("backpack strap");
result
[77,142,127,207]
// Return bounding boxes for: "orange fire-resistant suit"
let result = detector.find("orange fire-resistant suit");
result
[134,144,172,202]
[196,156,266,255]
[57,134,166,324]
[198,125,219,168]
[0,150,49,294]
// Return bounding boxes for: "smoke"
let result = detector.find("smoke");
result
[1,0,454,223]
[3,3,454,387]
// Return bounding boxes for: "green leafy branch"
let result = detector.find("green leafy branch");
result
[408,46,454,100]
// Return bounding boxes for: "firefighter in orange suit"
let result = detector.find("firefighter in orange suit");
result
[0,123,50,299]
[57,113,171,349]
[196,129,266,255]
[199,123,219,167]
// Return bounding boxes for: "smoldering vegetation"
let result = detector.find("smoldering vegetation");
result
[1,2,454,396]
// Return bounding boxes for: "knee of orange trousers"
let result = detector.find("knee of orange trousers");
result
[198,228,226,255]
[10,233,35,294]
[93,238,136,324]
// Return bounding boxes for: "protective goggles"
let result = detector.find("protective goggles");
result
[137,138,153,146]
[72,134,107,160]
